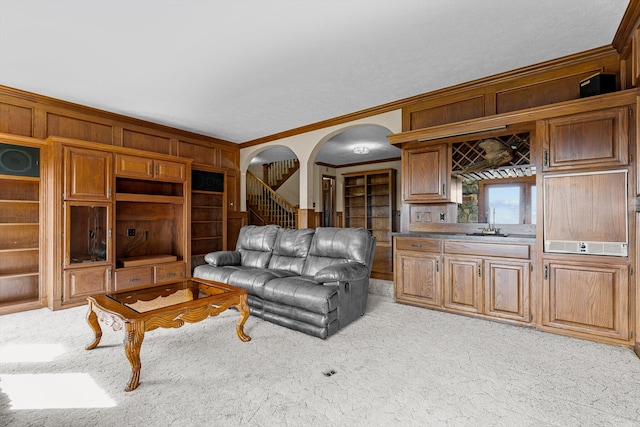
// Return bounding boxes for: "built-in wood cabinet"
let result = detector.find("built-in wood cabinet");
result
[61,149,113,304]
[394,237,442,307]
[443,255,530,322]
[402,144,452,202]
[344,169,396,246]
[484,259,530,322]
[542,107,629,171]
[395,236,531,324]
[542,257,630,342]
[443,255,483,315]
[115,154,187,182]
[0,138,43,314]
[48,137,192,308]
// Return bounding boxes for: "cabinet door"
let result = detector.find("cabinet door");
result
[443,255,482,314]
[155,159,186,182]
[64,202,111,266]
[402,144,449,202]
[543,107,628,171]
[395,250,441,307]
[115,154,153,179]
[64,147,112,200]
[63,265,110,303]
[543,260,629,341]
[484,260,530,322]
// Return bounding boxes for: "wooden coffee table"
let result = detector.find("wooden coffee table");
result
[85,278,250,391]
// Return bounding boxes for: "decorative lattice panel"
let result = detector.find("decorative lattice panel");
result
[451,133,534,180]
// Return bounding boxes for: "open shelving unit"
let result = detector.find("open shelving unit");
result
[343,169,396,246]
[0,173,41,313]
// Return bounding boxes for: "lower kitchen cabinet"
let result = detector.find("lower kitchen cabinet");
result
[443,256,530,321]
[542,258,630,342]
[394,237,442,307]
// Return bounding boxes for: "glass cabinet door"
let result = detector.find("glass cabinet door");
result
[65,202,111,266]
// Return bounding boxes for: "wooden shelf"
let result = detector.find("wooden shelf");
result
[116,193,184,204]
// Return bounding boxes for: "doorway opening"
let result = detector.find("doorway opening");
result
[321,175,336,227]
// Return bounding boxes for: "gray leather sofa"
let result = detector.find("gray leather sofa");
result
[193,225,376,338]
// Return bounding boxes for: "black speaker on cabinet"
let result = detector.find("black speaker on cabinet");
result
[0,143,40,177]
[192,169,224,192]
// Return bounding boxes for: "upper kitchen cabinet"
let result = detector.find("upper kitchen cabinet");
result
[542,107,629,172]
[402,144,461,203]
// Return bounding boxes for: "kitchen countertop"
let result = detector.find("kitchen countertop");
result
[393,231,537,244]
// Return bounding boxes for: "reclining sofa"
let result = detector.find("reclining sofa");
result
[193,225,376,338]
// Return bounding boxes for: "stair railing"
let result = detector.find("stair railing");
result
[246,171,297,229]
[263,159,299,190]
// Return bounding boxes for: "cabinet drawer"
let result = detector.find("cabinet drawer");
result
[154,262,185,283]
[444,241,529,259]
[395,237,442,253]
[115,266,153,291]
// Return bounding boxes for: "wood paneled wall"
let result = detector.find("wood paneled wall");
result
[0,86,239,172]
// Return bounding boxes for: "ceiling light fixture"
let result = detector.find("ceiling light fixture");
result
[353,146,370,155]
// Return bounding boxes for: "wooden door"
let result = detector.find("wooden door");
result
[65,147,112,200]
[484,260,530,322]
[395,250,441,307]
[402,144,448,202]
[543,259,629,341]
[443,255,482,314]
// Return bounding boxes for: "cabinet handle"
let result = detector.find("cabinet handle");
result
[436,259,439,273]
[543,150,549,167]
[544,265,548,280]
[442,183,446,197]
[411,243,422,248]
[129,277,140,283]
[149,165,153,175]
[478,265,481,277]
[166,272,176,278]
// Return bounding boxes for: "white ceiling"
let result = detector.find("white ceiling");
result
[0,0,630,149]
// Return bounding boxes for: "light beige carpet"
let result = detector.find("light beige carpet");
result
[1,292,639,426]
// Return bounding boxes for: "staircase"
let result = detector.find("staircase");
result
[246,171,297,229]
[263,159,299,191]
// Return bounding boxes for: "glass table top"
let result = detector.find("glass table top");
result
[106,279,230,313]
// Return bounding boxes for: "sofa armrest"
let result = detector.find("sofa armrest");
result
[204,251,241,267]
[314,262,368,283]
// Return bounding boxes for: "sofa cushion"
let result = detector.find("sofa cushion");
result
[237,224,280,268]
[262,276,339,314]
[192,264,248,284]
[228,268,297,298]
[302,227,372,276]
[268,228,315,275]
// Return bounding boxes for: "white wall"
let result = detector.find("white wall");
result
[239,109,402,211]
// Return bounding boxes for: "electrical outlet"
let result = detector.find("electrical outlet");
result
[127,228,136,237]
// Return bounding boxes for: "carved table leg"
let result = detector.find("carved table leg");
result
[235,294,251,342]
[123,321,145,392]
[85,301,103,351]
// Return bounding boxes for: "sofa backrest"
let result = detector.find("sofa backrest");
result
[236,225,280,268]
[302,227,375,276]
[268,228,315,274]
